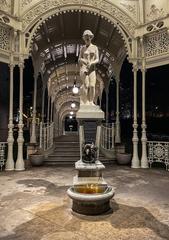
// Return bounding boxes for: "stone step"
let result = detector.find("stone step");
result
[44,159,115,166]
[50,152,80,157]
[45,134,114,166]
[54,147,79,152]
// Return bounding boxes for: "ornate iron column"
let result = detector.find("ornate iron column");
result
[131,63,140,168]
[47,96,50,124]
[15,60,25,171]
[105,86,109,123]
[6,63,15,171]
[41,86,45,124]
[50,100,54,123]
[30,75,37,143]
[141,59,148,168]
[115,78,121,143]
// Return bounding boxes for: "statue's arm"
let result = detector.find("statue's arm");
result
[88,47,99,67]
[78,48,87,65]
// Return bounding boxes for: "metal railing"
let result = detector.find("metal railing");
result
[0,142,7,171]
[39,122,54,151]
[101,123,115,150]
[147,141,169,170]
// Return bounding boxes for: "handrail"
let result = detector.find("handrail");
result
[101,123,115,150]
[39,122,54,151]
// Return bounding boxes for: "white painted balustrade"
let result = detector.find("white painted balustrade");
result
[101,123,115,150]
[147,141,169,170]
[0,142,7,171]
[39,122,54,151]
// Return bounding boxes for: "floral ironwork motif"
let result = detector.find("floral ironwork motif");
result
[120,2,136,17]
[0,142,7,170]
[147,4,165,22]
[0,24,10,51]
[145,30,169,58]
[147,141,169,170]
[0,0,11,13]
[21,0,33,8]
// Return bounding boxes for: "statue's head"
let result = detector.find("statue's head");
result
[82,30,94,45]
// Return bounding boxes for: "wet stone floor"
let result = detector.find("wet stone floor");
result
[0,165,169,240]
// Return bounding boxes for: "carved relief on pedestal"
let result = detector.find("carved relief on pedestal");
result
[0,24,10,51]
[0,0,11,14]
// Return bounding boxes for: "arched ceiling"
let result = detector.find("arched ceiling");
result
[31,11,126,116]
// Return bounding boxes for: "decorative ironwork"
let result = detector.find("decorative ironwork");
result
[145,30,169,58]
[146,4,165,22]
[0,0,11,13]
[0,24,10,51]
[22,0,136,36]
[120,2,136,17]
[101,123,115,150]
[0,142,7,171]
[21,0,33,8]
[147,141,169,170]
[39,122,54,151]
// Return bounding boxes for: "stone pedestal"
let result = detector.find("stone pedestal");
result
[76,104,104,161]
[67,160,114,215]
[67,104,114,215]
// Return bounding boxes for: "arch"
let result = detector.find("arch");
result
[22,0,136,57]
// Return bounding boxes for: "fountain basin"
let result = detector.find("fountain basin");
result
[67,186,114,215]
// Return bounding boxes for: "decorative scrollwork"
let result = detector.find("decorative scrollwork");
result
[0,142,7,171]
[120,2,136,17]
[147,4,165,22]
[147,141,169,170]
[0,24,10,51]
[145,30,169,58]
[153,145,166,159]
[21,0,33,9]
[22,0,136,36]
[0,0,11,13]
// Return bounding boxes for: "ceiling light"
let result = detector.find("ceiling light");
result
[72,82,79,94]
[71,103,76,108]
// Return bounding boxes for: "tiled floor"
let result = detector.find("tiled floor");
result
[0,165,169,240]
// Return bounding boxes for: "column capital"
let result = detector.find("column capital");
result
[115,77,120,83]
[9,63,15,69]
[19,61,24,69]
[132,64,138,72]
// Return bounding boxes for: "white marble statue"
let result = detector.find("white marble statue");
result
[78,30,99,105]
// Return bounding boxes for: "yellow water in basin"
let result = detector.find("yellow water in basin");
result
[74,184,107,194]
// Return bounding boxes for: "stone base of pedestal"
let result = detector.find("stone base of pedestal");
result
[76,104,104,120]
[67,160,115,215]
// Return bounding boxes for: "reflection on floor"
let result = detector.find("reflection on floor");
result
[0,166,169,240]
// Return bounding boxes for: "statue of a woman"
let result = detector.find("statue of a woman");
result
[78,30,99,105]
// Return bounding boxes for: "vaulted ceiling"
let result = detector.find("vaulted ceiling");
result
[30,11,126,116]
